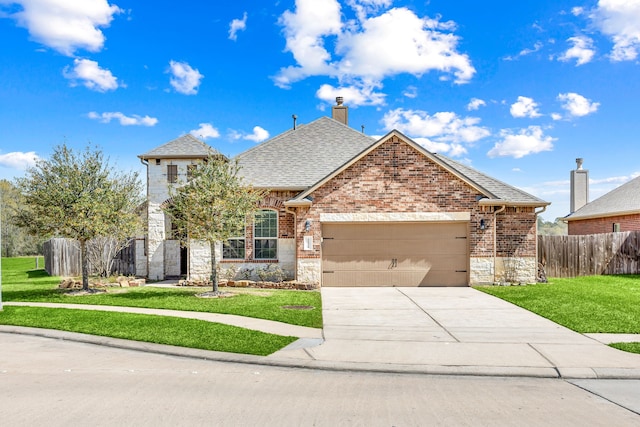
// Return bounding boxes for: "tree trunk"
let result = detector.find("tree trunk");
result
[210,241,218,293]
[80,239,89,291]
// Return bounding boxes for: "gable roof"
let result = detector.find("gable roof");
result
[286,130,548,207]
[434,154,548,206]
[565,175,640,221]
[138,134,222,160]
[234,116,375,189]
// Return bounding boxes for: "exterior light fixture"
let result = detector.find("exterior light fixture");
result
[480,219,486,230]
[305,219,312,232]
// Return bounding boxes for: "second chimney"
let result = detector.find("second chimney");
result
[332,97,348,126]
[570,158,589,213]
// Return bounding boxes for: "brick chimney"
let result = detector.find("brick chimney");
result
[331,97,348,126]
[570,158,589,213]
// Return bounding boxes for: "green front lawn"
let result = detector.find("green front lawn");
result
[477,275,640,333]
[0,306,295,355]
[1,257,322,328]
[0,256,319,355]
[477,275,640,354]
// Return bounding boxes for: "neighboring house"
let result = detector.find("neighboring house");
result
[565,159,640,235]
[137,99,549,286]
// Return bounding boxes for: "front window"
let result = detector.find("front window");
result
[254,210,278,259]
[167,164,178,183]
[223,238,245,259]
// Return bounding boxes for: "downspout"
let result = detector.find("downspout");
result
[285,206,298,281]
[493,205,506,283]
[140,158,149,279]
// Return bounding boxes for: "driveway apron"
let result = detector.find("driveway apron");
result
[280,287,640,378]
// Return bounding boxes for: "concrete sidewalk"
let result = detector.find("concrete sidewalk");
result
[272,287,640,379]
[4,287,640,379]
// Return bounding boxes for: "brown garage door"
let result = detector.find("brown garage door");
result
[322,222,469,287]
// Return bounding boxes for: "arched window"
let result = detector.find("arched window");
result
[254,209,278,259]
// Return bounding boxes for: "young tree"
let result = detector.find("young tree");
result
[0,180,42,257]
[15,144,143,291]
[165,155,267,295]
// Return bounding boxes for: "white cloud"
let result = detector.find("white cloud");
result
[275,0,342,88]
[316,82,386,106]
[504,41,543,61]
[335,8,475,83]
[63,58,119,92]
[551,113,563,121]
[382,108,490,156]
[189,123,220,140]
[228,12,247,41]
[592,0,640,61]
[88,111,158,126]
[488,126,555,158]
[275,1,474,104]
[572,6,585,16]
[466,98,486,111]
[0,0,122,56]
[167,60,203,95]
[229,126,270,143]
[244,126,270,142]
[557,92,599,117]
[403,85,417,99]
[510,96,541,118]
[559,36,595,65]
[0,151,39,170]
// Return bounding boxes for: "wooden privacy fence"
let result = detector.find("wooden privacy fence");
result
[43,238,136,277]
[538,231,640,278]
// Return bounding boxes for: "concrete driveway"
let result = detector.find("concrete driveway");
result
[275,287,640,378]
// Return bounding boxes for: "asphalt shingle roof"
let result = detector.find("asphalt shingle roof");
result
[234,116,375,189]
[138,134,221,159]
[434,154,548,206]
[566,175,640,220]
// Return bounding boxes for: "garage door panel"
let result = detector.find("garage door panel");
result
[322,239,397,256]
[388,239,467,255]
[322,270,468,287]
[323,256,396,271]
[395,254,468,271]
[321,222,469,287]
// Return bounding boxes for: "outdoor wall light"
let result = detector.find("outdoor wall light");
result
[305,219,312,232]
[480,219,486,230]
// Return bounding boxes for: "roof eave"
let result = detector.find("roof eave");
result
[564,209,640,222]
[478,199,550,208]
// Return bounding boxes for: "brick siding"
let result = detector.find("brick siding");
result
[568,213,640,235]
[293,135,537,259]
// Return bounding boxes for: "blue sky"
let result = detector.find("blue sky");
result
[1,0,639,221]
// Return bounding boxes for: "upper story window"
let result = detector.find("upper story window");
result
[254,209,277,259]
[167,164,178,183]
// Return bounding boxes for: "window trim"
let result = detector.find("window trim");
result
[253,209,278,260]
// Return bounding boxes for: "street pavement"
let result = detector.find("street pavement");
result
[1,333,638,426]
[2,286,640,423]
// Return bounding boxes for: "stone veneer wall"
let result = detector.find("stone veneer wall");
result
[292,135,538,285]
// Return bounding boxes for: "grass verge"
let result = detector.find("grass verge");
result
[1,257,322,328]
[0,306,296,356]
[477,275,640,354]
